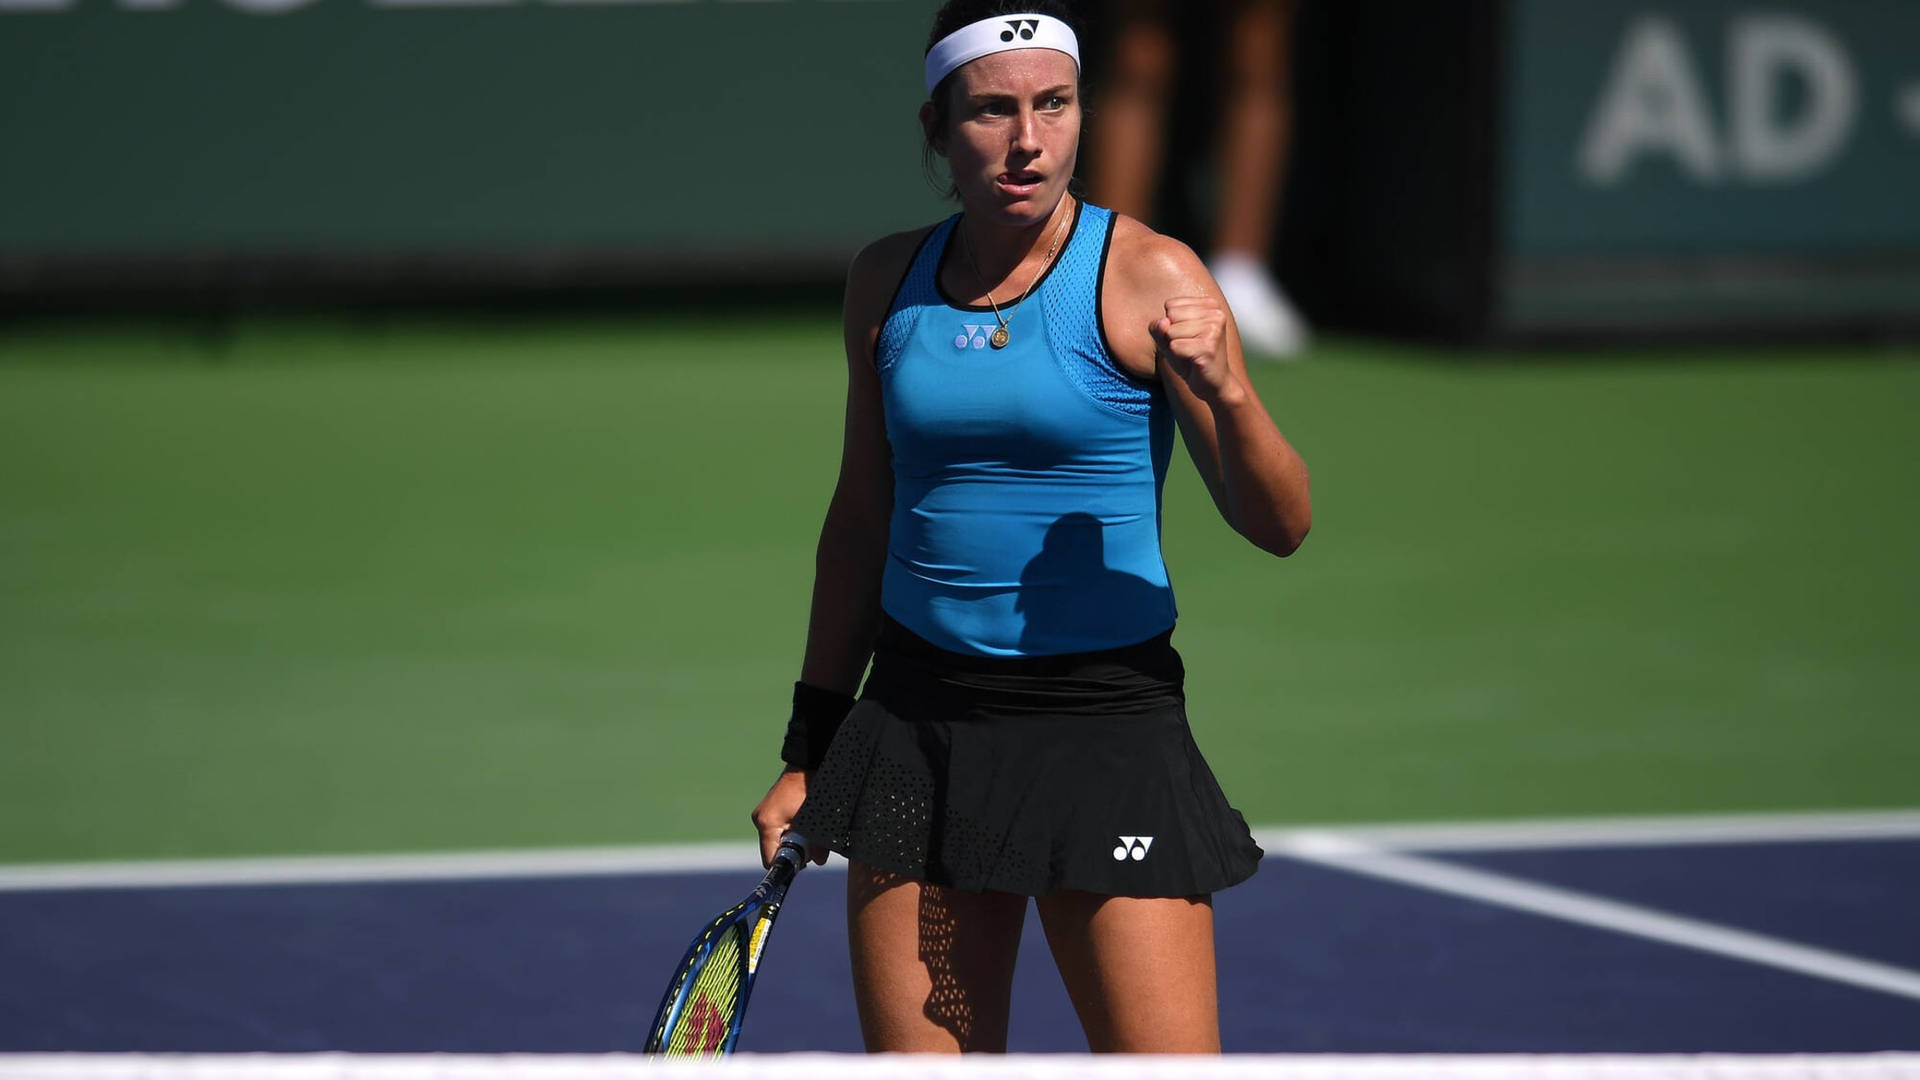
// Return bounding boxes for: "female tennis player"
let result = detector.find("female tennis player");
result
[752,0,1311,1053]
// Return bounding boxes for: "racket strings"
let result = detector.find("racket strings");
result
[663,925,747,1055]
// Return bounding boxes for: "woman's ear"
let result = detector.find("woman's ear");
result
[918,100,945,156]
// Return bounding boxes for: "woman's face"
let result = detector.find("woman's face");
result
[926,48,1081,228]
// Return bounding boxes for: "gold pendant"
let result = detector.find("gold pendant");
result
[989,325,1010,349]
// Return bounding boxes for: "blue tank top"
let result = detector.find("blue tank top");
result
[875,201,1178,657]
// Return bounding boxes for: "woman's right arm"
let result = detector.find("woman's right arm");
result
[797,247,898,695]
[750,231,918,866]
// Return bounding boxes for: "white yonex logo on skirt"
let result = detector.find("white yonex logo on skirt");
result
[1113,836,1154,861]
[954,324,993,350]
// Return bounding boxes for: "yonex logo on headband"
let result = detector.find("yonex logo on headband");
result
[924,12,1081,95]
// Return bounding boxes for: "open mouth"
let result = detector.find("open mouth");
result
[997,170,1044,193]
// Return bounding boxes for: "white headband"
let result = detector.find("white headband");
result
[923,13,1081,96]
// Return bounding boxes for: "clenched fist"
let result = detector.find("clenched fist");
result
[1150,296,1241,405]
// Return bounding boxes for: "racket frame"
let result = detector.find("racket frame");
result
[644,833,807,1055]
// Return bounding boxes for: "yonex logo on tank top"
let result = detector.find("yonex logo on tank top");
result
[1113,836,1154,861]
[955,323,994,350]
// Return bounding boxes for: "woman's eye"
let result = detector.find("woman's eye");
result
[1043,96,1068,110]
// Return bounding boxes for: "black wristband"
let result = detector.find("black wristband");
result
[780,681,857,771]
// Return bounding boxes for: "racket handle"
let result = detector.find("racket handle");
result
[775,832,809,866]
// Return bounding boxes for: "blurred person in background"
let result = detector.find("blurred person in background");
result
[1089,0,1308,359]
[751,0,1311,1054]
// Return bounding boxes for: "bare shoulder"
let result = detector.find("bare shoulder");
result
[844,224,939,334]
[1105,213,1219,302]
[1101,213,1222,377]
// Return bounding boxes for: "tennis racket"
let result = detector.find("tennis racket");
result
[644,831,809,1056]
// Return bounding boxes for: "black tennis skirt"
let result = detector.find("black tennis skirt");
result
[791,616,1263,897]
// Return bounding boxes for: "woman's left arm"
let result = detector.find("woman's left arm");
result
[1108,226,1311,557]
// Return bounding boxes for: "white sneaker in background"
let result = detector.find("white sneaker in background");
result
[1208,252,1309,360]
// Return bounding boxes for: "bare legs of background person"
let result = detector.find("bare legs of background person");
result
[1209,0,1307,358]
[1088,7,1177,227]
[1090,0,1308,359]
[847,861,1221,1052]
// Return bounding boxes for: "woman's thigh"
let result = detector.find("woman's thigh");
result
[1034,890,1220,1053]
[845,861,1029,1052]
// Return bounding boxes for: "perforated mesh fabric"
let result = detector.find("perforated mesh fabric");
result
[875,217,958,374]
[933,806,1048,894]
[791,702,929,873]
[791,702,1049,895]
[1042,204,1156,418]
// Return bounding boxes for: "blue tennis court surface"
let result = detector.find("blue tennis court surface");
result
[3,815,1916,1053]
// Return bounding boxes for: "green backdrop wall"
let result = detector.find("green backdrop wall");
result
[8,0,1918,336]
[0,0,947,275]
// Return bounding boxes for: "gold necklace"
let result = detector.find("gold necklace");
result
[960,202,1071,350]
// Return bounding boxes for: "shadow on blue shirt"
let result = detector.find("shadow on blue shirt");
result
[1015,512,1173,654]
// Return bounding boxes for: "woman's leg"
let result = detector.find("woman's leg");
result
[1034,890,1220,1052]
[846,861,1029,1052]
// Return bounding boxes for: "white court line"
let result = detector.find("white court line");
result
[3,809,1918,892]
[1273,809,1920,852]
[1269,830,1920,1004]
[4,812,1919,1006]
[0,842,779,892]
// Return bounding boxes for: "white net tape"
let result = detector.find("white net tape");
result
[3,1056,1919,1080]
